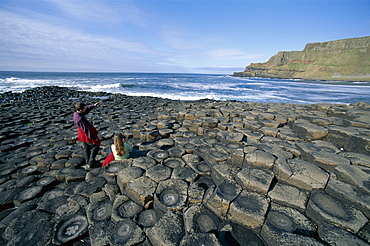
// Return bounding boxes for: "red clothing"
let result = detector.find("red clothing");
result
[102,152,114,167]
[74,105,100,146]
[77,126,100,146]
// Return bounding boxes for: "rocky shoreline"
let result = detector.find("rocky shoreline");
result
[0,86,369,245]
[233,36,370,82]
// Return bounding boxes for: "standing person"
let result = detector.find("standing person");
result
[73,102,101,170]
[102,133,132,167]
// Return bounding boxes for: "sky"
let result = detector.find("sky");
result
[0,0,369,74]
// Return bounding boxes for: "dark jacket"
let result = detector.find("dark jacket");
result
[73,105,100,146]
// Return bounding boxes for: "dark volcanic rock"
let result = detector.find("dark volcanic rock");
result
[0,86,369,245]
[3,210,53,246]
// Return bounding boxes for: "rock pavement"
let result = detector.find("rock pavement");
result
[0,86,370,245]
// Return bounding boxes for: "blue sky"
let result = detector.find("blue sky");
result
[0,0,369,74]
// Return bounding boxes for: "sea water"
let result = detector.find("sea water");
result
[0,71,369,104]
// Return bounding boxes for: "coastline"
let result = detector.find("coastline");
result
[233,36,370,83]
[232,73,370,83]
[2,71,370,104]
[0,86,369,245]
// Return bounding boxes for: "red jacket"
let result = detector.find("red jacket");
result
[74,105,100,146]
[77,126,100,146]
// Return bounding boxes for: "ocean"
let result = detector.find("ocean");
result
[1,71,369,104]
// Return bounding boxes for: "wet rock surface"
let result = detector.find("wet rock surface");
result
[0,86,370,245]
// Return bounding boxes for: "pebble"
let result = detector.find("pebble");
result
[0,86,370,245]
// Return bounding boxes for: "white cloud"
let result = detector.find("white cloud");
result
[44,0,146,26]
[0,10,172,71]
[0,1,262,73]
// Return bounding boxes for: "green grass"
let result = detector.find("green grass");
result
[244,46,370,81]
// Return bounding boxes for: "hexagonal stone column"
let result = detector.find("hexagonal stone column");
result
[147,149,169,163]
[261,203,317,245]
[327,126,359,148]
[306,191,368,233]
[137,209,164,228]
[3,210,53,246]
[116,166,144,194]
[345,134,370,155]
[146,165,172,182]
[147,211,185,246]
[236,167,274,194]
[333,164,370,193]
[318,223,369,246]
[228,191,269,230]
[278,159,329,191]
[86,199,113,225]
[194,146,229,167]
[112,194,143,223]
[244,150,276,170]
[183,205,220,234]
[303,150,350,172]
[268,182,309,212]
[211,163,240,186]
[14,185,43,206]
[110,219,145,246]
[204,181,242,218]
[339,151,370,168]
[53,214,89,245]
[154,179,188,213]
[121,176,157,207]
[325,178,370,218]
[293,119,328,141]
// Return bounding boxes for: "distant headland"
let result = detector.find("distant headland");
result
[233,36,370,81]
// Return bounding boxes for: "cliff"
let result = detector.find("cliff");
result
[233,36,370,81]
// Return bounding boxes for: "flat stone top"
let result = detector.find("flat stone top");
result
[286,159,329,191]
[127,176,157,197]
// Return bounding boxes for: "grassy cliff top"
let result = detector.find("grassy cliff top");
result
[236,36,370,81]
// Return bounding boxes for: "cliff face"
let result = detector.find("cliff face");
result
[233,36,370,81]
